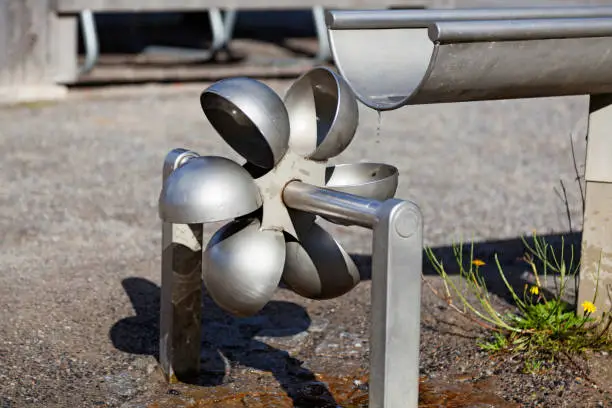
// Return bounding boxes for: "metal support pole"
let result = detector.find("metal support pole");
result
[369,199,422,408]
[283,181,423,408]
[578,95,612,322]
[312,5,332,62]
[78,9,99,76]
[159,149,203,383]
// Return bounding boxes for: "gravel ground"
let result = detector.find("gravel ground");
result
[0,80,610,407]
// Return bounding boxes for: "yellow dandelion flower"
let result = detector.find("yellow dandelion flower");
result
[582,301,597,314]
[472,259,486,267]
[529,286,539,295]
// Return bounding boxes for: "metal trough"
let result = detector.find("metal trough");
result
[326,7,612,110]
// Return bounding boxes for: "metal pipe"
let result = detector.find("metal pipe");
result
[431,17,612,43]
[78,9,99,76]
[326,6,612,30]
[313,5,332,62]
[282,181,381,229]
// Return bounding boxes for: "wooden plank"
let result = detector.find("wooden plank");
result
[55,0,426,13]
[0,0,67,104]
[579,181,612,322]
[75,59,321,84]
[578,97,612,325]
[0,0,24,87]
[22,0,51,86]
[0,0,10,87]
[50,14,78,84]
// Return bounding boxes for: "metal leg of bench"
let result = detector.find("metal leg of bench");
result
[370,200,423,408]
[223,9,238,50]
[142,8,234,61]
[78,9,99,76]
[312,5,331,62]
[208,8,227,51]
[578,95,612,324]
[159,149,204,383]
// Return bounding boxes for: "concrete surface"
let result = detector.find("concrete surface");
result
[0,81,590,407]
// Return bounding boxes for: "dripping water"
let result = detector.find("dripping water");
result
[375,110,383,144]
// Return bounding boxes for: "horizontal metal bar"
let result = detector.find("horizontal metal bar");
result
[55,0,420,13]
[431,17,612,43]
[326,6,612,30]
[282,181,381,229]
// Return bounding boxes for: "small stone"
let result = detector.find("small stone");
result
[146,363,157,375]
[308,319,329,333]
[103,372,137,398]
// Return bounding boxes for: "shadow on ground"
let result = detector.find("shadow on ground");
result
[109,232,582,406]
[110,278,339,407]
[353,231,582,308]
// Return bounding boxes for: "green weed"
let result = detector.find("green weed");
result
[424,232,611,368]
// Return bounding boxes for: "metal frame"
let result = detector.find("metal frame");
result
[74,6,332,77]
[159,148,424,405]
[76,8,237,76]
[159,149,204,382]
[283,181,423,408]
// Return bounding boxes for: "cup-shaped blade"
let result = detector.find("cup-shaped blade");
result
[159,156,262,224]
[200,78,290,169]
[203,218,286,317]
[282,220,360,300]
[284,67,359,161]
[325,162,399,201]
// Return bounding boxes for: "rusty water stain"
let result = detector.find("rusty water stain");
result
[147,373,519,408]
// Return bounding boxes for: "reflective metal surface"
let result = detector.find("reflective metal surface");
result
[284,66,359,161]
[325,162,398,201]
[283,181,381,229]
[327,9,612,110]
[203,218,286,317]
[159,156,262,224]
[200,77,290,168]
[158,63,428,408]
[162,148,200,181]
[283,218,360,300]
[431,18,612,43]
[326,6,612,30]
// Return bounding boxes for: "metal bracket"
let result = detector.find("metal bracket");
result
[159,148,204,383]
[282,182,423,408]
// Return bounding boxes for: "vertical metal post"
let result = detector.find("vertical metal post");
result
[282,182,424,407]
[312,5,332,62]
[159,149,203,383]
[578,95,612,322]
[370,199,423,408]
